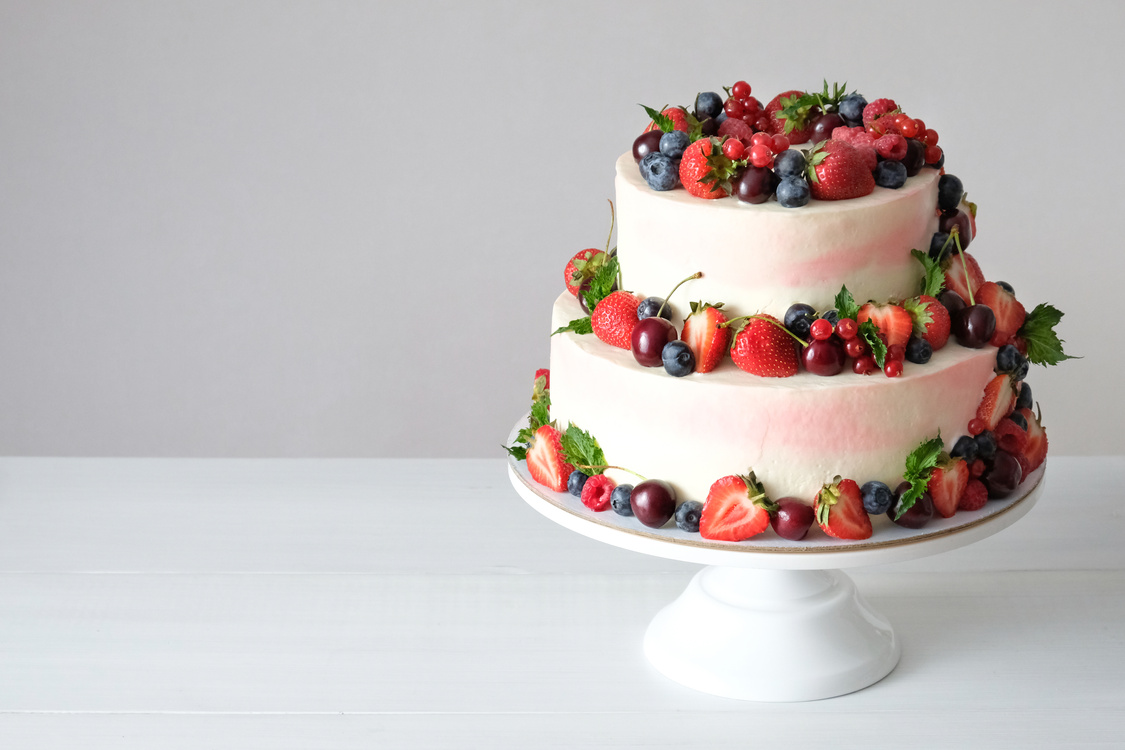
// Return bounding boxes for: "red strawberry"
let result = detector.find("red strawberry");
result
[927,457,969,518]
[679,138,734,199]
[591,291,641,349]
[580,474,616,512]
[534,368,549,389]
[1021,407,1048,472]
[958,478,988,511]
[943,252,984,304]
[764,90,815,144]
[717,117,755,147]
[904,295,951,350]
[857,302,913,348]
[643,106,690,134]
[700,471,776,542]
[526,425,574,492]
[830,126,877,170]
[814,478,872,540]
[976,374,1018,430]
[995,416,1028,455]
[729,315,799,378]
[682,302,730,373]
[807,140,875,201]
[563,248,606,297]
[975,282,1028,348]
[862,98,899,133]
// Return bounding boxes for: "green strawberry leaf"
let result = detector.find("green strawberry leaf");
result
[858,320,887,368]
[503,444,528,462]
[902,296,934,338]
[911,248,946,298]
[835,285,861,321]
[581,255,621,312]
[530,390,551,431]
[640,104,674,133]
[895,435,945,519]
[552,317,593,337]
[1019,303,1078,366]
[561,424,606,475]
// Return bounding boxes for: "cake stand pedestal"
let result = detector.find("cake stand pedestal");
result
[506,436,1044,702]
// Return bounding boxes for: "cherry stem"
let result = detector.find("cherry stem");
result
[720,314,808,347]
[656,271,703,318]
[576,464,646,480]
[605,199,615,255]
[952,228,973,305]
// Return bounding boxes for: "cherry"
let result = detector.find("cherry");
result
[888,482,934,528]
[811,113,844,143]
[902,139,926,176]
[631,317,677,367]
[732,80,752,100]
[939,210,972,244]
[982,451,1022,498]
[938,289,966,316]
[952,304,996,348]
[803,338,845,376]
[844,337,866,358]
[771,498,815,541]
[630,479,677,528]
[699,117,719,137]
[836,318,858,340]
[733,166,777,205]
[632,130,663,163]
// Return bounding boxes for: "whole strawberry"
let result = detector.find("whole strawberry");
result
[764,90,815,144]
[682,301,730,374]
[807,140,875,201]
[679,137,739,199]
[564,249,607,297]
[643,106,690,134]
[904,295,951,350]
[591,291,642,349]
[728,314,799,378]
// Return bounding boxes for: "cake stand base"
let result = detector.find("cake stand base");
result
[643,566,898,702]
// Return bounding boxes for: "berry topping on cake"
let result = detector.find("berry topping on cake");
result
[856,302,913,348]
[958,478,989,511]
[1020,407,1048,472]
[526,425,574,493]
[564,249,608,297]
[904,295,950,351]
[893,436,945,521]
[580,473,617,512]
[770,497,815,541]
[610,484,634,516]
[642,105,691,134]
[675,500,704,533]
[806,140,876,201]
[765,89,815,143]
[927,457,969,518]
[830,126,878,170]
[661,340,695,377]
[567,469,588,497]
[717,117,755,147]
[976,282,1028,348]
[630,479,677,528]
[591,291,642,350]
[862,98,899,131]
[679,137,738,199]
[700,471,778,542]
[976,374,1018,430]
[725,314,801,378]
[942,250,985,304]
[860,481,894,515]
[814,478,872,540]
[994,416,1028,455]
[682,302,731,374]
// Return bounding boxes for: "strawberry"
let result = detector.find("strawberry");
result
[958,478,988,511]
[580,474,616,512]
[590,291,641,350]
[862,98,899,133]
[976,374,1018,430]
[679,137,739,200]
[830,126,878,170]
[764,90,815,144]
[534,369,549,388]
[814,478,872,540]
[526,425,574,492]
[1021,407,1048,472]
[807,140,875,201]
[942,252,984,304]
[564,249,607,297]
[857,302,913,348]
[700,471,777,542]
[681,302,730,373]
[643,106,690,134]
[728,314,799,378]
[975,281,1028,348]
[927,457,969,518]
[904,295,951,350]
[532,369,549,402]
[994,416,1028,455]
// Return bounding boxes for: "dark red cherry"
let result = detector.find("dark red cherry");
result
[982,450,1022,498]
[632,130,664,163]
[771,498,815,541]
[888,481,934,528]
[631,480,677,528]
[952,304,996,348]
[631,317,677,367]
[802,338,845,376]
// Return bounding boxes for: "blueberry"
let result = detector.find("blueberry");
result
[568,470,589,497]
[839,94,868,127]
[675,501,703,532]
[975,431,998,460]
[996,344,1025,375]
[611,484,634,516]
[637,296,672,321]
[659,130,690,160]
[776,177,810,208]
[905,336,932,364]
[937,174,964,211]
[1016,382,1033,411]
[950,435,979,462]
[820,309,840,327]
[861,481,894,515]
[1009,411,1027,431]
[715,111,728,127]
[784,303,816,339]
[997,281,1015,294]
[774,150,807,179]
[640,152,679,191]
[929,231,952,263]
[874,160,907,189]
[694,91,723,120]
[662,340,695,377]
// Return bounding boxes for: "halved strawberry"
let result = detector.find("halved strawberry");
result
[958,478,988,511]
[994,416,1028,455]
[903,295,951,350]
[1021,407,1048,472]
[807,140,875,201]
[943,252,984,304]
[857,302,913,348]
[976,374,1018,430]
[564,249,607,297]
[681,302,730,373]
[526,425,574,492]
[728,314,799,378]
[580,474,616,512]
[700,471,777,541]
[643,106,690,134]
[975,281,1028,348]
[591,291,641,350]
[927,457,969,518]
[814,478,872,540]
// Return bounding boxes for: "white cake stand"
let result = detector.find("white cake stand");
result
[506,422,1045,702]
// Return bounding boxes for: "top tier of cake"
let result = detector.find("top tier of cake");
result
[614,152,941,318]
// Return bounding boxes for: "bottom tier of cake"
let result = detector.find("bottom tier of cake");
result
[548,292,998,503]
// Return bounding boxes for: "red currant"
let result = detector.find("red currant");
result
[835,317,858,340]
[741,112,757,125]
[968,418,986,436]
[925,145,943,164]
[770,134,790,154]
[970,458,986,478]
[722,138,745,160]
[725,99,745,118]
[844,337,867,358]
[887,344,906,362]
[748,144,773,168]
[898,117,920,138]
[912,118,926,133]
[884,359,904,378]
[754,116,771,132]
[744,96,761,113]
[750,132,772,148]
[810,318,833,341]
[922,128,939,147]
[853,355,877,375]
[732,80,752,100]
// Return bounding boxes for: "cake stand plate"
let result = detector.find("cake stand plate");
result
[506,420,1045,701]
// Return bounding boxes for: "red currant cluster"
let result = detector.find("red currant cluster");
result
[870,113,942,166]
[723,80,769,131]
[722,131,790,168]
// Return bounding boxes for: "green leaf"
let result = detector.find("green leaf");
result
[1019,303,1077,366]
[640,104,674,133]
[529,390,551,432]
[895,435,945,519]
[858,320,887,368]
[503,444,528,462]
[835,285,861,321]
[552,317,593,337]
[583,255,620,311]
[911,248,946,298]
[560,424,607,475]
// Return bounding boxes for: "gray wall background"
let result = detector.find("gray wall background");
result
[0,0,1120,457]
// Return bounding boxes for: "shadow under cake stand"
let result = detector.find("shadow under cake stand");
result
[506,429,1044,702]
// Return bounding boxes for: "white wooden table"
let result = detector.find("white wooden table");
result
[0,457,1122,748]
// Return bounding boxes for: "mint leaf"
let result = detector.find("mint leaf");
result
[552,317,593,336]
[529,390,551,431]
[503,444,527,462]
[858,320,887,368]
[505,375,553,462]
[561,424,606,475]
[640,104,674,133]
[895,435,944,519]
[582,255,620,311]
[911,248,946,298]
[835,285,861,321]
[1019,303,1077,366]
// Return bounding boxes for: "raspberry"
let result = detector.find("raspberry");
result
[969,459,987,478]
[580,474,617,512]
[995,417,1028,454]
[875,133,908,161]
[830,126,878,170]
[862,98,899,129]
[717,117,754,147]
[958,479,988,511]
